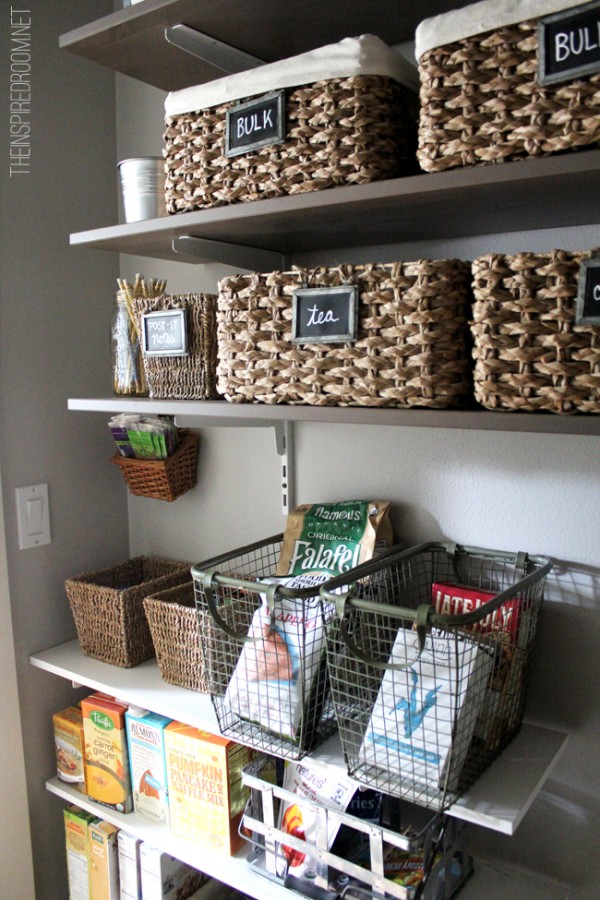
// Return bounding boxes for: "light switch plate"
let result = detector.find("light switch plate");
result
[15,483,51,549]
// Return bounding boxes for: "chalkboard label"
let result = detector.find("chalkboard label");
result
[539,1,600,86]
[576,258,600,324]
[292,286,358,344]
[226,90,285,157]
[142,309,188,357]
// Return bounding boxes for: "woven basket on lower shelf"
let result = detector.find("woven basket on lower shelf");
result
[111,430,199,501]
[143,583,210,693]
[416,0,600,173]
[130,295,219,400]
[471,250,600,414]
[65,556,191,667]
[216,261,473,408]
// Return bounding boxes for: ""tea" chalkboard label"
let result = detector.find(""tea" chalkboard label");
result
[292,286,358,344]
[142,309,188,356]
[539,0,600,86]
[226,90,285,157]
[576,257,600,324]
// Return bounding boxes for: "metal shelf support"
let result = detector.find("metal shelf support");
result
[172,235,287,272]
[164,24,265,74]
[273,421,294,516]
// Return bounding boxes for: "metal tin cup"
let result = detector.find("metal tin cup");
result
[118,157,166,223]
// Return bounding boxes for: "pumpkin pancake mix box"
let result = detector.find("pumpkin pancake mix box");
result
[82,693,133,813]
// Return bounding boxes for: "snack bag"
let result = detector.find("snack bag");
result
[224,573,333,740]
[276,500,393,578]
[276,759,356,884]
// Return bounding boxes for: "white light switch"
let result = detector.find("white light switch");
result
[15,483,51,549]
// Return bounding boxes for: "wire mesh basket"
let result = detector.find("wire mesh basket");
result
[191,534,339,760]
[320,542,552,811]
[241,756,473,900]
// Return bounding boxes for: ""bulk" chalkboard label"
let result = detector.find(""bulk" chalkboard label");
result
[226,90,285,157]
[539,0,600,86]
[142,309,188,356]
[291,286,358,344]
[576,257,600,324]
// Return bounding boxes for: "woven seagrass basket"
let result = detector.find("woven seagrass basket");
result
[417,2,600,172]
[143,583,210,692]
[130,294,218,400]
[65,557,191,667]
[216,261,473,408]
[471,250,600,413]
[164,74,417,213]
[111,429,199,501]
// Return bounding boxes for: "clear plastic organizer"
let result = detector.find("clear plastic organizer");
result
[320,542,552,811]
[241,756,474,900]
[191,534,340,760]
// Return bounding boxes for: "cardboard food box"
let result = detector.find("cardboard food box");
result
[82,693,133,813]
[361,628,493,804]
[139,844,206,900]
[64,805,98,900]
[88,819,120,900]
[125,706,171,825]
[118,832,142,900]
[53,704,86,793]
[164,722,251,853]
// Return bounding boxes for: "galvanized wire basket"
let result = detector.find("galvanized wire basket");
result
[192,534,339,760]
[320,542,552,811]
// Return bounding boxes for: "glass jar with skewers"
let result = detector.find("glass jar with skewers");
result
[111,274,167,396]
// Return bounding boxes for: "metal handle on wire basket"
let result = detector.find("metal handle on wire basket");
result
[201,569,280,643]
[334,592,433,671]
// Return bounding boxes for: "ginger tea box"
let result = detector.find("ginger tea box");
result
[82,693,133,813]
[164,722,251,853]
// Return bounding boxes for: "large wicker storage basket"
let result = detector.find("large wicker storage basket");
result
[130,294,218,400]
[416,0,600,172]
[65,557,191,667]
[143,583,210,692]
[216,261,473,408]
[164,35,418,214]
[471,249,600,413]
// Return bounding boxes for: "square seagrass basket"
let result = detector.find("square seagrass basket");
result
[471,250,600,413]
[111,429,199,501]
[143,582,210,692]
[164,35,418,213]
[130,294,219,400]
[216,261,474,408]
[416,0,600,172]
[65,556,192,667]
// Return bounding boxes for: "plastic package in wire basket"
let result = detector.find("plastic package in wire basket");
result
[320,542,552,811]
[65,556,192,667]
[192,534,343,760]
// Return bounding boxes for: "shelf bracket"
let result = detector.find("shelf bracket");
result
[164,24,265,74]
[273,421,295,516]
[172,235,286,272]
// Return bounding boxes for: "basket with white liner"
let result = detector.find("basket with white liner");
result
[417,0,600,172]
[164,34,419,213]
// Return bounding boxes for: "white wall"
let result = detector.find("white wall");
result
[117,75,600,898]
[0,3,127,897]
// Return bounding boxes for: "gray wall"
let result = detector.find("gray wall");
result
[0,2,128,897]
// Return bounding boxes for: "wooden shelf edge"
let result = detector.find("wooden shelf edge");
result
[67,397,600,436]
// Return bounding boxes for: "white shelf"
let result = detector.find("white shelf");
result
[32,640,567,837]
